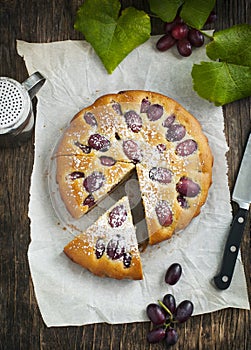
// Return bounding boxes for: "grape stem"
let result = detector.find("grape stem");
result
[158,300,173,317]
[157,300,180,329]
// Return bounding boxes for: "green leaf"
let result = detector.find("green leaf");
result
[206,24,251,66]
[148,0,184,22]
[192,62,251,106]
[75,0,151,74]
[180,0,216,29]
[192,24,251,105]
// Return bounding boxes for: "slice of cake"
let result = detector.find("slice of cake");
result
[64,196,143,280]
[56,155,134,218]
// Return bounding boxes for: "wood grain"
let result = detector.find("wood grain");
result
[0,1,250,349]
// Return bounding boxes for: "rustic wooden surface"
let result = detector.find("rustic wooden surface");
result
[0,1,250,349]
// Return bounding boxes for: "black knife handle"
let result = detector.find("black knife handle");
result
[214,207,248,290]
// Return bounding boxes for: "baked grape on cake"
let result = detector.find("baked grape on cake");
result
[56,90,213,248]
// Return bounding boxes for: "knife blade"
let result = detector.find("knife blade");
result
[214,132,251,290]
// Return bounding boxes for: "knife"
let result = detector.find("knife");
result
[214,132,251,290]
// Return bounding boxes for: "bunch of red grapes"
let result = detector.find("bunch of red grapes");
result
[146,263,194,347]
[156,10,216,57]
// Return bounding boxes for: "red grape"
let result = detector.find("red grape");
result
[177,39,192,57]
[188,29,204,47]
[149,167,172,184]
[124,110,142,133]
[146,303,166,325]
[165,263,182,285]
[83,172,105,193]
[166,327,179,346]
[147,327,166,343]
[174,300,194,323]
[165,124,186,142]
[155,200,173,227]
[205,10,217,25]
[164,15,183,33]
[108,205,127,228]
[88,134,110,152]
[175,139,198,156]
[176,177,200,197]
[171,24,189,40]
[163,294,176,314]
[156,34,176,52]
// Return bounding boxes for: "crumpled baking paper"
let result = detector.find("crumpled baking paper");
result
[17,37,250,327]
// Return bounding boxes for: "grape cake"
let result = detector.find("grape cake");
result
[56,90,213,280]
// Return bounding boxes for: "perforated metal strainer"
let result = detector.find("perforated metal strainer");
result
[0,72,45,147]
[0,77,30,133]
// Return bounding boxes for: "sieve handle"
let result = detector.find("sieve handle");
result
[22,72,46,100]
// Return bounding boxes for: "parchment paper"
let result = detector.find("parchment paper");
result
[17,37,250,327]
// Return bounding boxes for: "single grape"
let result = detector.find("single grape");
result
[164,21,175,33]
[83,171,105,193]
[162,114,175,127]
[123,139,143,163]
[88,134,110,152]
[146,303,166,325]
[112,102,122,115]
[205,10,216,25]
[177,39,192,57]
[99,156,116,166]
[155,200,173,227]
[164,16,183,33]
[165,124,186,142]
[174,300,194,323]
[163,294,176,314]
[166,327,179,346]
[165,263,182,285]
[124,110,142,133]
[176,177,200,197]
[177,195,189,209]
[156,34,176,52]
[149,167,172,184]
[171,23,189,40]
[175,139,198,156]
[84,112,97,127]
[147,104,164,121]
[140,98,151,113]
[188,29,204,47]
[108,205,127,228]
[147,327,166,344]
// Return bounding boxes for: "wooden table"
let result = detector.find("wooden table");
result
[0,1,250,349]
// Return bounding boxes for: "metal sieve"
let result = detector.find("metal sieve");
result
[0,72,45,147]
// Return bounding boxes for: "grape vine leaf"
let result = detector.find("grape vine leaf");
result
[206,24,251,65]
[180,0,216,29]
[192,24,251,106]
[74,0,150,74]
[148,0,184,22]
